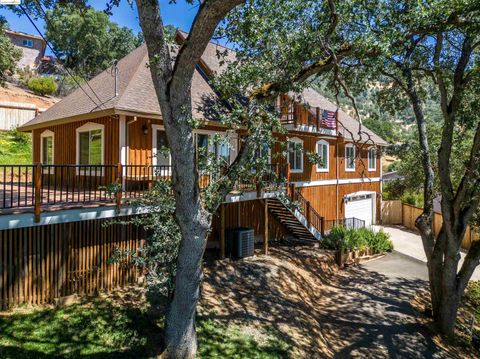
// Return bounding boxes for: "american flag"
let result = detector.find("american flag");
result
[321,110,336,129]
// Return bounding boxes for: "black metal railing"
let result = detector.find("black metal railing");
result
[0,163,289,218]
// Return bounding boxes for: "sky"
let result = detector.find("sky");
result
[0,0,201,53]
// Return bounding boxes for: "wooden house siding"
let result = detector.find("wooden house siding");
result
[0,216,143,309]
[32,116,120,165]
[298,181,381,222]
[210,200,291,244]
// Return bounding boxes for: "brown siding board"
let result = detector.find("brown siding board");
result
[0,216,143,308]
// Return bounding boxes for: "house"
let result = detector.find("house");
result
[0,82,59,130]
[5,30,46,70]
[0,33,387,307]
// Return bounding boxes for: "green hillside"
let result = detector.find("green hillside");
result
[0,129,32,165]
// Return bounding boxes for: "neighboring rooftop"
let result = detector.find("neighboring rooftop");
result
[5,30,45,42]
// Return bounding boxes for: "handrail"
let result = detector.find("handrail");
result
[293,188,325,236]
[0,162,288,220]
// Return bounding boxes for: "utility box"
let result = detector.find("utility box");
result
[226,227,255,259]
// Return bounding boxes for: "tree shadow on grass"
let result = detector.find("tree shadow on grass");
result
[0,288,164,359]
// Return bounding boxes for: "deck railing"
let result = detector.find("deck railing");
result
[0,163,289,221]
[288,184,326,236]
[278,104,337,133]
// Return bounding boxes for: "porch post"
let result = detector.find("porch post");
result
[118,115,127,188]
[316,107,321,131]
[220,203,226,259]
[306,201,311,228]
[263,199,269,255]
[34,162,42,223]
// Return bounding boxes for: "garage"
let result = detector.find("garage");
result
[344,192,376,227]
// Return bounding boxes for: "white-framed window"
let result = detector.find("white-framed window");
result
[22,39,33,47]
[368,147,377,171]
[76,122,104,173]
[152,125,171,167]
[40,130,54,165]
[287,137,303,173]
[316,139,329,172]
[345,143,356,172]
[194,130,231,167]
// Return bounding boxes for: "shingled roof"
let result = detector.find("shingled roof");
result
[20,33,387,147]
[20,43,218,130]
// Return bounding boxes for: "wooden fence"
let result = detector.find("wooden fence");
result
[0,217,144,309]
[382,201,480,250]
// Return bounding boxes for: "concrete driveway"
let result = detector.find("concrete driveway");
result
[374,225,480,281]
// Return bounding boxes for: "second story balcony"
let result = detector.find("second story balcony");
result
[278,99,338,136]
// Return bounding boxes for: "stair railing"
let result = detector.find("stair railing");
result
[285,185,325,236]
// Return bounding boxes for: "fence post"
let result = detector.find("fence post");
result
[115,163,122,213]
[321,217,325,237]
[306,201,311,228]
[290,183,296,202]
[34,162,42,223]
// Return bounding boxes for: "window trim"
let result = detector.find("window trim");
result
[288,137,304,173]
[152,124,172,167]
[194,129,231,165]
[40,129,54,165]
[368,146,377,172]
[345,143,356,172]
[315,139,329,173]
[76,122,105,175]
[22,39,33,47]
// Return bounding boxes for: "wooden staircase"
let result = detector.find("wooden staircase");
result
[267,198,317,242]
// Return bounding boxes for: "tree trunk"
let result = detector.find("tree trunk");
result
[162,219,210,358]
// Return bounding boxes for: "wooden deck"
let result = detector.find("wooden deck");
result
[0,163,289,217]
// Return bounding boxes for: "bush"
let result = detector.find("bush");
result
[27,76,57,96]
[323,226,393,254]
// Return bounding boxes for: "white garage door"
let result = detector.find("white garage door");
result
[344,194,374,227]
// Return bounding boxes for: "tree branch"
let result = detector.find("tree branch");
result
[170,0,244,99]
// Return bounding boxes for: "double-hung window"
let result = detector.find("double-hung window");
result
[288,138,303,173]
[40,130,54,165]
[316,140,329,172]
[345,144,356,171]
[368,147,377,171]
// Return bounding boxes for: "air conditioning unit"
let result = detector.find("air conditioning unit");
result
[226,228,255,259]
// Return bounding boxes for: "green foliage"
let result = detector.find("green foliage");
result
[0,21,21,86]
[27,77,58,96]
[114,179,181,299]
[323,226,393,254]
[45,3,143,78]
[56,74,86,96]
[0,129,32,164]
[0,296,289,358]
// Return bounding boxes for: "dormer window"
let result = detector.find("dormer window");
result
[22,39,33,47]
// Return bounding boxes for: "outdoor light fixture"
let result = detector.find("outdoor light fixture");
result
[142,124,148,135]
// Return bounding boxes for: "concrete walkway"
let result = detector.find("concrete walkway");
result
[373,225,480,281]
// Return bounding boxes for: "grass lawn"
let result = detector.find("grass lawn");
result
[0,129,32,165]
[0,292,290,359]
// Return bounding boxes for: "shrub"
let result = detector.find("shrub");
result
[27,76,57,96]
[323,226,393,254]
